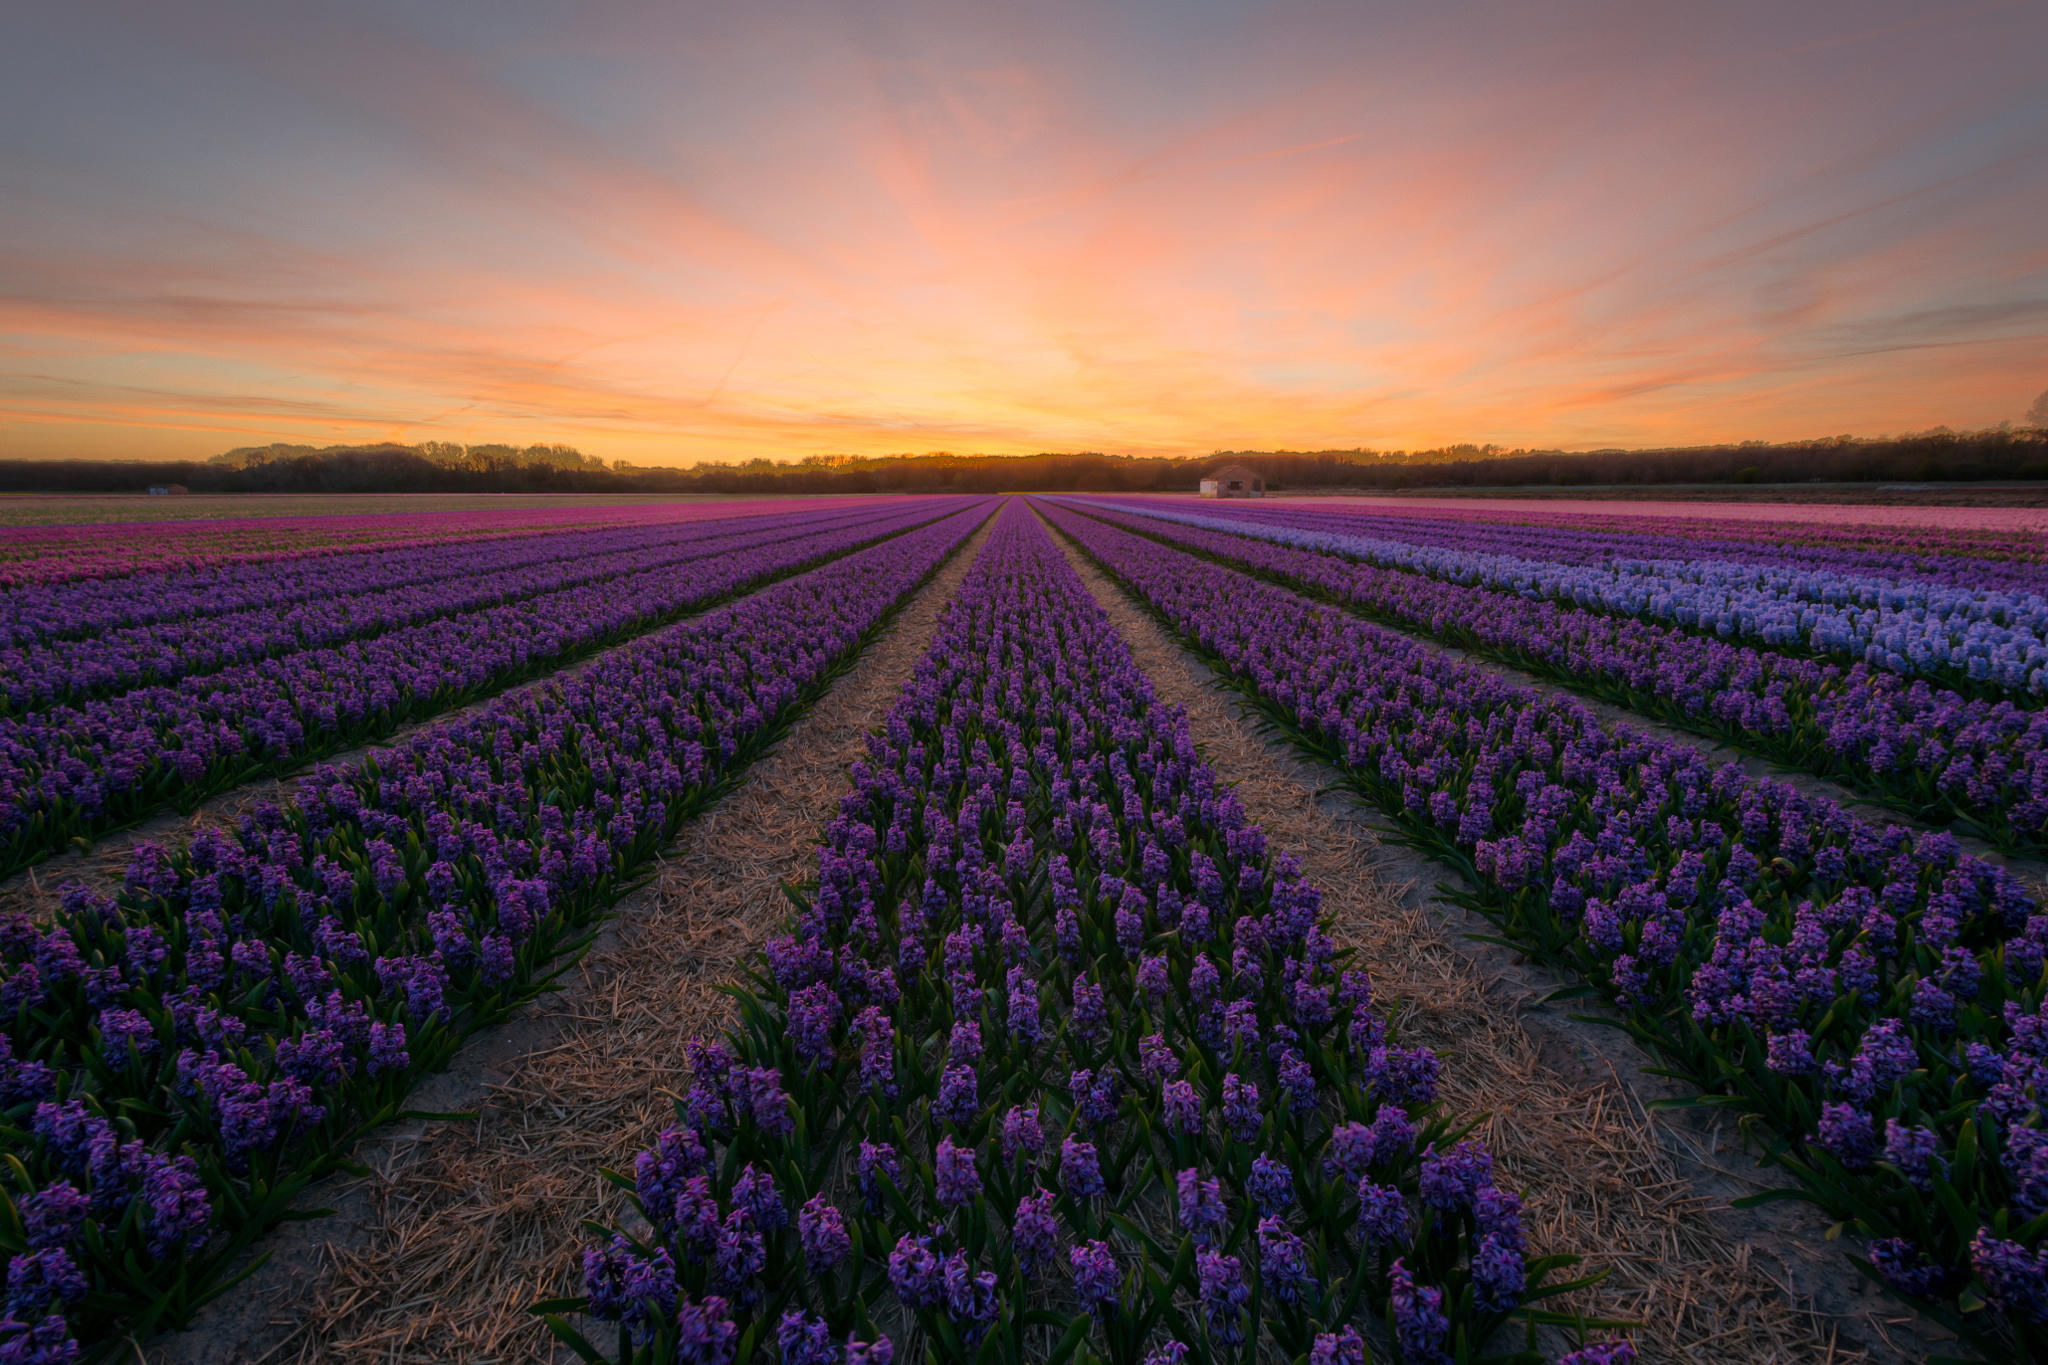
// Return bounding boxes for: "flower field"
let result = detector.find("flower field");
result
[0,499,980,878]
[1051,501,2048,855]
[551,502,1619,1365]
[1084,498,2048,695]
[1040,498,2048,1363]
[1,489,2041,1363]
[0,498,901,589]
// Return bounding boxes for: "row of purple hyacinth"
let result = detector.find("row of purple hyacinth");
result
[1097,498,2048,597]
[0,500,994,1361]
[0,501,811,641]
[559,503,1630,1365]
[1089,498,2048,700]
[0,503,902,712]
[0,499,976,880]
[1041,500,2048,1363]
[1051,499,2048,855]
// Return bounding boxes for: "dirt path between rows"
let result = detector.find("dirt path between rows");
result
[147,517,993,1365]
[1046,513,1951,1365]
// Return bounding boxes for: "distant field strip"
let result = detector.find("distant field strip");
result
[0,496,905,586]
[0,503,922,710]
[1084,496,2048,699]
[0,498,979,877]
[1051,499,2048,856]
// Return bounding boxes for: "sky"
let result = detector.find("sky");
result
[1,1,2045,466]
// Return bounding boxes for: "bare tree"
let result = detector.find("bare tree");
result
[2028,388,2048,428]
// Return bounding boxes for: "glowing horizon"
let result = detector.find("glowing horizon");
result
[3,1,2045,466]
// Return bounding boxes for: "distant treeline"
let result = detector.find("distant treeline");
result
[3,428,2046,495]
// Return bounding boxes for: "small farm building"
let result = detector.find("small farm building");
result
[1198,465,1264,498]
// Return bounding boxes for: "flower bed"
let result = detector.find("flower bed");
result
[0,499,992,1360]
[1051,499,2048,856]
[0,499,886,591]
[1043,499,2048,1363]
[0,500,978,879]
[0,504,917,710]
[1083,499,2048,699]
[553,503,1626,1365]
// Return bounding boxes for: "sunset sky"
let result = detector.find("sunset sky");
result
[2,1,2044,466]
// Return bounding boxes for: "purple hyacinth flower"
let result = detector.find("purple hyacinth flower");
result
[788,981,842,1066]
[943,1252,1000,1344]
[799,1193,851,1273]
[711,1210,766,1307]
[935,1135,982,1210]
[1162,1079,1202,1137]
[1061,1135,1105,1200]
[1197,1250,1249,1346]
[936,1064,980,1125]
[845,1335,895,1365]
[19,1184,87,1251]
[675,1294,739,1365]
[889,1231,943,1310]
[1256,1216,1312,1304]
[1882,1119,1946,1191]
[1246,1155,1294,1215]
[1868,1237,1954,1298]
[1388,1258,1451,1365]
[1006,967,1041,1047]
[1071,975,1107,1042]
[1001,1105,1044,1163]
[1140,1033,1180,1083]
[1221,1073,1262,1142]
[1558,1342,1637,1365]
[858,1140,902,1215]
[1308,1326,1366,1365]
[1013,1188,1058,1278]
[732,1163,788,1231]
[1418,1141,1492,1215]
[1970,1229,2048,1324]
[1471,1231,1525,1313]
[1815,1103,1877,1169]
[1070,1239,1120,1317]
[1175,1168,1227,1246]
[777,1311,839,1365]
[1357,1180,1409,1248]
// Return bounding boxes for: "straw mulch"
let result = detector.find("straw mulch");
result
[1047,523,1944,1365]
[175,522,993,1364]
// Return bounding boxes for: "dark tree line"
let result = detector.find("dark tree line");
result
[3,429,2045,495]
